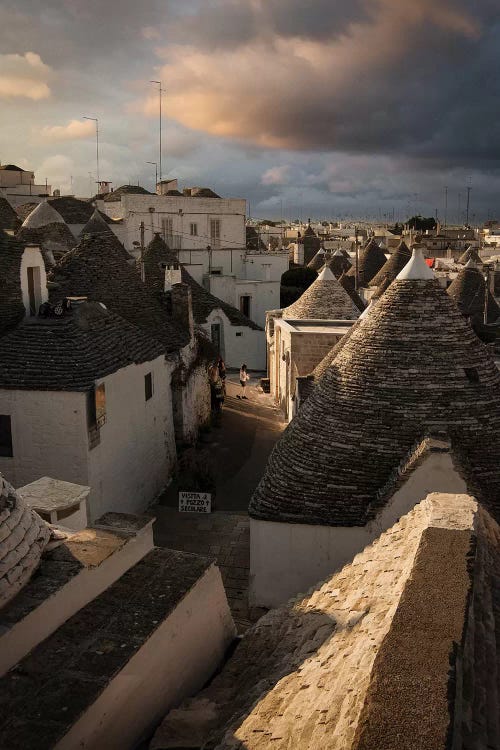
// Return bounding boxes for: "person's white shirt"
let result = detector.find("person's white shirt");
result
[239,368,249,382]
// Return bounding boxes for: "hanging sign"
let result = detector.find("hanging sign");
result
[179,491,212,513]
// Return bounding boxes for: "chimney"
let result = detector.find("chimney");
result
[171,283,194,339]
[164,264,182,292]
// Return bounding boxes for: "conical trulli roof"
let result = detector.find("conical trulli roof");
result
[250,250,500,527]
[307,248,327,271]
[22,200,65,229]
[79,209,112,236]
[459,245,483,265]
[447,263,500,323]
[0,474,51,608]
[282,265,360,320]
[369,239,412,287]
[0,196,20,231]
[143,233,179,294]
[325,249,352,278]
[78,209,132,262]
[49,233,189,351]
[347,237,387,287]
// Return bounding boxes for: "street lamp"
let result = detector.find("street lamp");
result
[83,116,99,190]
[146,161,158,191]
[150,80,163,181]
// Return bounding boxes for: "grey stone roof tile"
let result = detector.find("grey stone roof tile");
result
[250,278,500,526]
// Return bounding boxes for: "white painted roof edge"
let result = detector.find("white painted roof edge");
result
[396,246,435,281]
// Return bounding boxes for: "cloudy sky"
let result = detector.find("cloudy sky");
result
[1,0,499,221]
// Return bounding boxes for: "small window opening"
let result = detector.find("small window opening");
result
[0,415,13,457]
[464,367,479,383]
[145,372,153,401]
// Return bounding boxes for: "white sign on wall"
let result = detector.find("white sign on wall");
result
[179,491,212,513]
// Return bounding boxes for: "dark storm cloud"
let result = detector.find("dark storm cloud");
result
[160,0,500,167]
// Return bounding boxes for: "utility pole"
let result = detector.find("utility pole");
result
[140,221,145,282]
[484,266,490,324]
[354,226,359,291]
[444,186,448,227]
[466,186,472,227]
[150,80,163,181]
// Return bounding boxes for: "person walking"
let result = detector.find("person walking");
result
[238,363,249,399]
[218,357,227,397]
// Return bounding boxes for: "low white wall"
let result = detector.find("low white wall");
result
[249,451,468,607]
[55,563,236,750]
[0,524,153,676]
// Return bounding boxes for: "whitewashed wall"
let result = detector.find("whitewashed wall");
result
[249,451,468,608]
[203,309,266,370]
[87,356,176,520]
[207,276,280,329]
[20,246,48,315]
[0,390,89,490]
[100,193,246,254]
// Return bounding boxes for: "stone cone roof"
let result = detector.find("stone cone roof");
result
[153,492,500,750]
[282,266,359,320]
[368,240,411,287]
[0,231,26,336]
[49,233,189,352]
[0,196,20,232]
[459,246,482,265]
[21,201,65,229]
[325,250,352,279]
[250,275,500,527]
[78,210,132,262]
[79,209,113,237]
[143,233,179,295]
[0,302,165,391]
[16,221,76,263]
[447,264,500,324]
[347,238,387,287]
[338,273,366,313]
[307,248,327,271]
[0,474,51,608]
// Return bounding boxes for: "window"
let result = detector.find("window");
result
[464,367,479,383]
[0,415,13,457]
[27,266,41,316]
[211,323,221,353]
[87,384,106,429]
[145,372,153,401]
[210,219,221,246]
[161,217,173,241]
[240,295,251,318]
[190,222,198,236]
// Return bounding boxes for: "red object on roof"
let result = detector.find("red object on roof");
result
[425,258,435,268]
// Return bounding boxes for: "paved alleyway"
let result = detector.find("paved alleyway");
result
[152,374,285,631]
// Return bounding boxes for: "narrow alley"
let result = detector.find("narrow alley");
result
[152,373,285,631]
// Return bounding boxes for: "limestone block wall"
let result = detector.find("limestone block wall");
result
[290,331,341,379]
[173,362,212,445]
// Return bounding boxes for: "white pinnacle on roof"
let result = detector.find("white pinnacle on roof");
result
[316,265,336,281]
[332,248,344,257]
[22,200,65,229]
[396,246,434,281]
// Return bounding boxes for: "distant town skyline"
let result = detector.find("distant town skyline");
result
[1,0,499,220]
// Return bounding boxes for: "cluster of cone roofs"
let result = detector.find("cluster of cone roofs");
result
[299,236,499,328]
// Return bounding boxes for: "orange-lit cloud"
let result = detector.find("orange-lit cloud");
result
[143,0,481,150]
[41,119,95,141]
[0,52,51,100]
